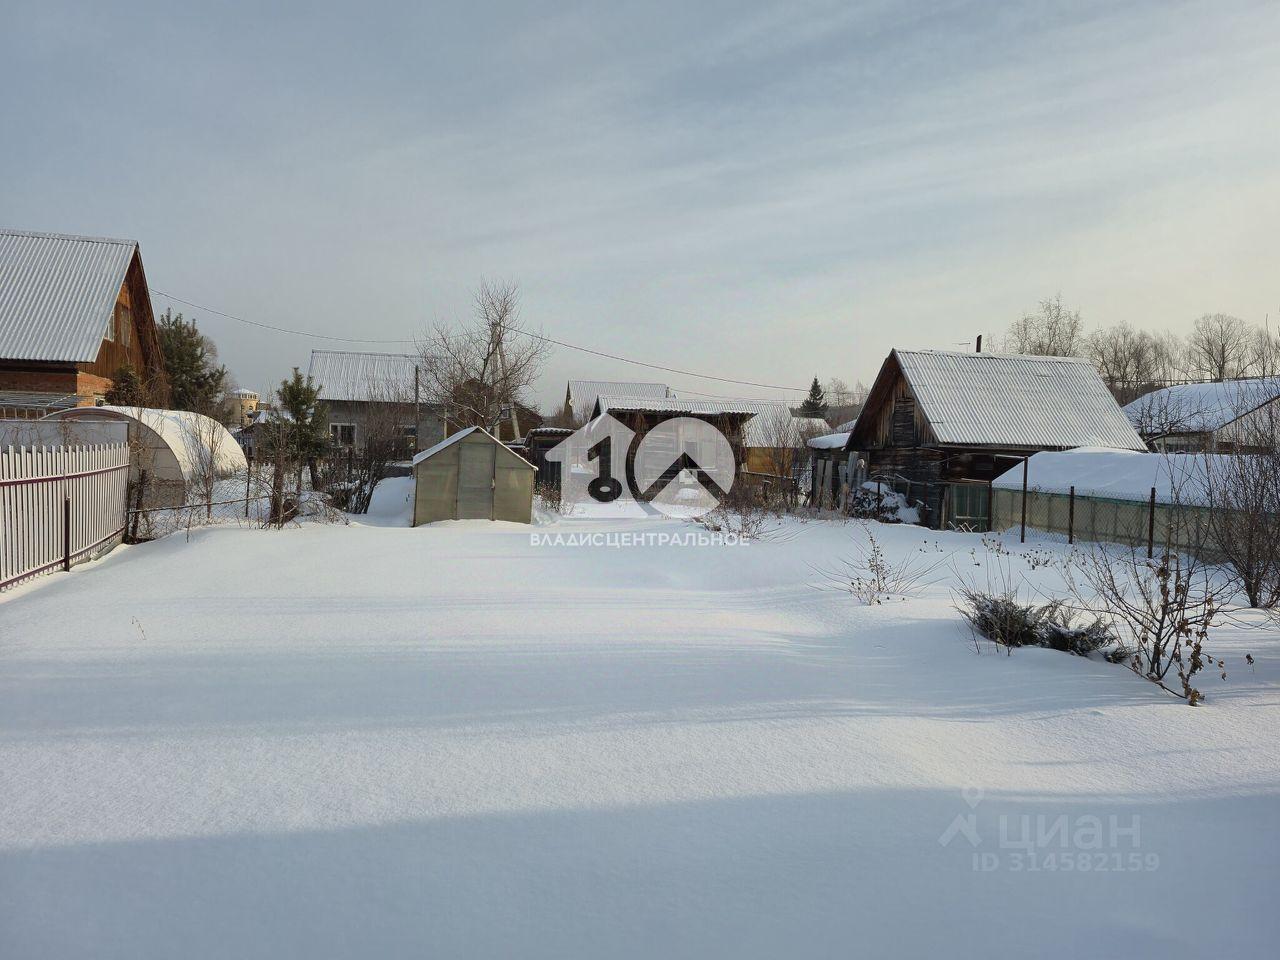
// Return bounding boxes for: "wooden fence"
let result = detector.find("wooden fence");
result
[0,443,130,592]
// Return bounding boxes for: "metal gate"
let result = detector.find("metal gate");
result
[457,442,495,519]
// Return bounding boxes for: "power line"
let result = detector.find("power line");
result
[148,287,812,393]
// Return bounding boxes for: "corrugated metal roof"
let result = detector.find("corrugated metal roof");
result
[568,380,670,414]
[890,349,1145,450]
[594,395,826,447]
[0,229,138,362]
[309,350,417,403]
[1123,377,1280,436]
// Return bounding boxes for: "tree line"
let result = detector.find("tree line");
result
[1004,296,1280,404]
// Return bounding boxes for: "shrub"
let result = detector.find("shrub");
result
[1040,609,1118,656]
[957,589,1057,649]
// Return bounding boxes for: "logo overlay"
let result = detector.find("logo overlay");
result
[544,413,737,519]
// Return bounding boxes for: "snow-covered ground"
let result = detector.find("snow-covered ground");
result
[2,478,1278,958]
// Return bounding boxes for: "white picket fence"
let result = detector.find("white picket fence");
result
[0,443,130,592]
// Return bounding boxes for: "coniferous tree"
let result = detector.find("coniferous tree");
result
[276,368,330,492]
[157,308,227,415]
[800,377,828,418]
[104,364,145,406]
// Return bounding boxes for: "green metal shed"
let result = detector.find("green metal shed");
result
[412,426,535,525]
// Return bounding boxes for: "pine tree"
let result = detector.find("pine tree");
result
[275,368,329,491]
[800,376,827,418]
[157,308,227,415]
[104,364,145,406]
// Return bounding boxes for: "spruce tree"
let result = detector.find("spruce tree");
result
[157,308,227,415]
[276,368,330,491]
[800,376,828,418]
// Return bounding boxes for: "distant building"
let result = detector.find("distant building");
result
[224,388,260,429]
[845,349,1146,529]
[308,350,443,456]
[1123,377,1280,453]
[0,228,168,416]
[564,380,671,424]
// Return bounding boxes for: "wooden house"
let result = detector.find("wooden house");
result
[1122,377,1280,453]
[0,229,168,416]
[844,349,1146,529]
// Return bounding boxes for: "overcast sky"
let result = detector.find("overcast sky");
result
[2,0,1278,409]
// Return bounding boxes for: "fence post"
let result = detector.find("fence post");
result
[987,480,994,533]
[1147,486,1156,559]
[1068,485,1075,545]
[1020,456,1029,544]
[245,456,252,519]
[62,497,71,572]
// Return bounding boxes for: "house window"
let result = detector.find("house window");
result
[331,423,356,446]
[104,311,116,342]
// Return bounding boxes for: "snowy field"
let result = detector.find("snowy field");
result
[2,478,1278,958]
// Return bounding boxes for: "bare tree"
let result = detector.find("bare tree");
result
[417,280,549,437]
[1184,313,1254,382]
[1200,401,1280,608]
[1249,323,1280,379]
[345,377,414,515]
[1005,295,1085,357]
[1087,323,1176,405]
[1065,546,1223,704]
[181,412,229,522]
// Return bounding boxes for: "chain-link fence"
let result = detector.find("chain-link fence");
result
[991,487,1213,556]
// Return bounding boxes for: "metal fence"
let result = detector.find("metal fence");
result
[0,442,130,592]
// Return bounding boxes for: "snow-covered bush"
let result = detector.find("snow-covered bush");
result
[849,485,919,524]
[956,591,1118,656]
[1040,609,1118,656]
[957,590,1057,650]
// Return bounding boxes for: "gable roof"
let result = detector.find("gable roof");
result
[412,425,534,469]
[0,228,139,363]
[309,350,417,403]
[851,349,1145,451]
[593,395,825,446]
[1123,377,1280,436]
[567,380,670,414]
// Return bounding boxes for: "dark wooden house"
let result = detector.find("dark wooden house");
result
[845,349,1146,529]
[0,229,168,416]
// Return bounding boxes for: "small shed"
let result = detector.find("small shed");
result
[42,405,246,508]
[412,426,535,525]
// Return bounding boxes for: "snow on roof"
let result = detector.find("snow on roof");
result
[43,405,247,482]
[309,350,417,403]
[412,426,535,468]
[833,418,858,432]
[594,395,829,447]
[1123,378,1280,436]
[990,447,1242,505]
[0,228,139,363]
[881,349,1145,450]
[567,380,670,413]
[808,432,851,450]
